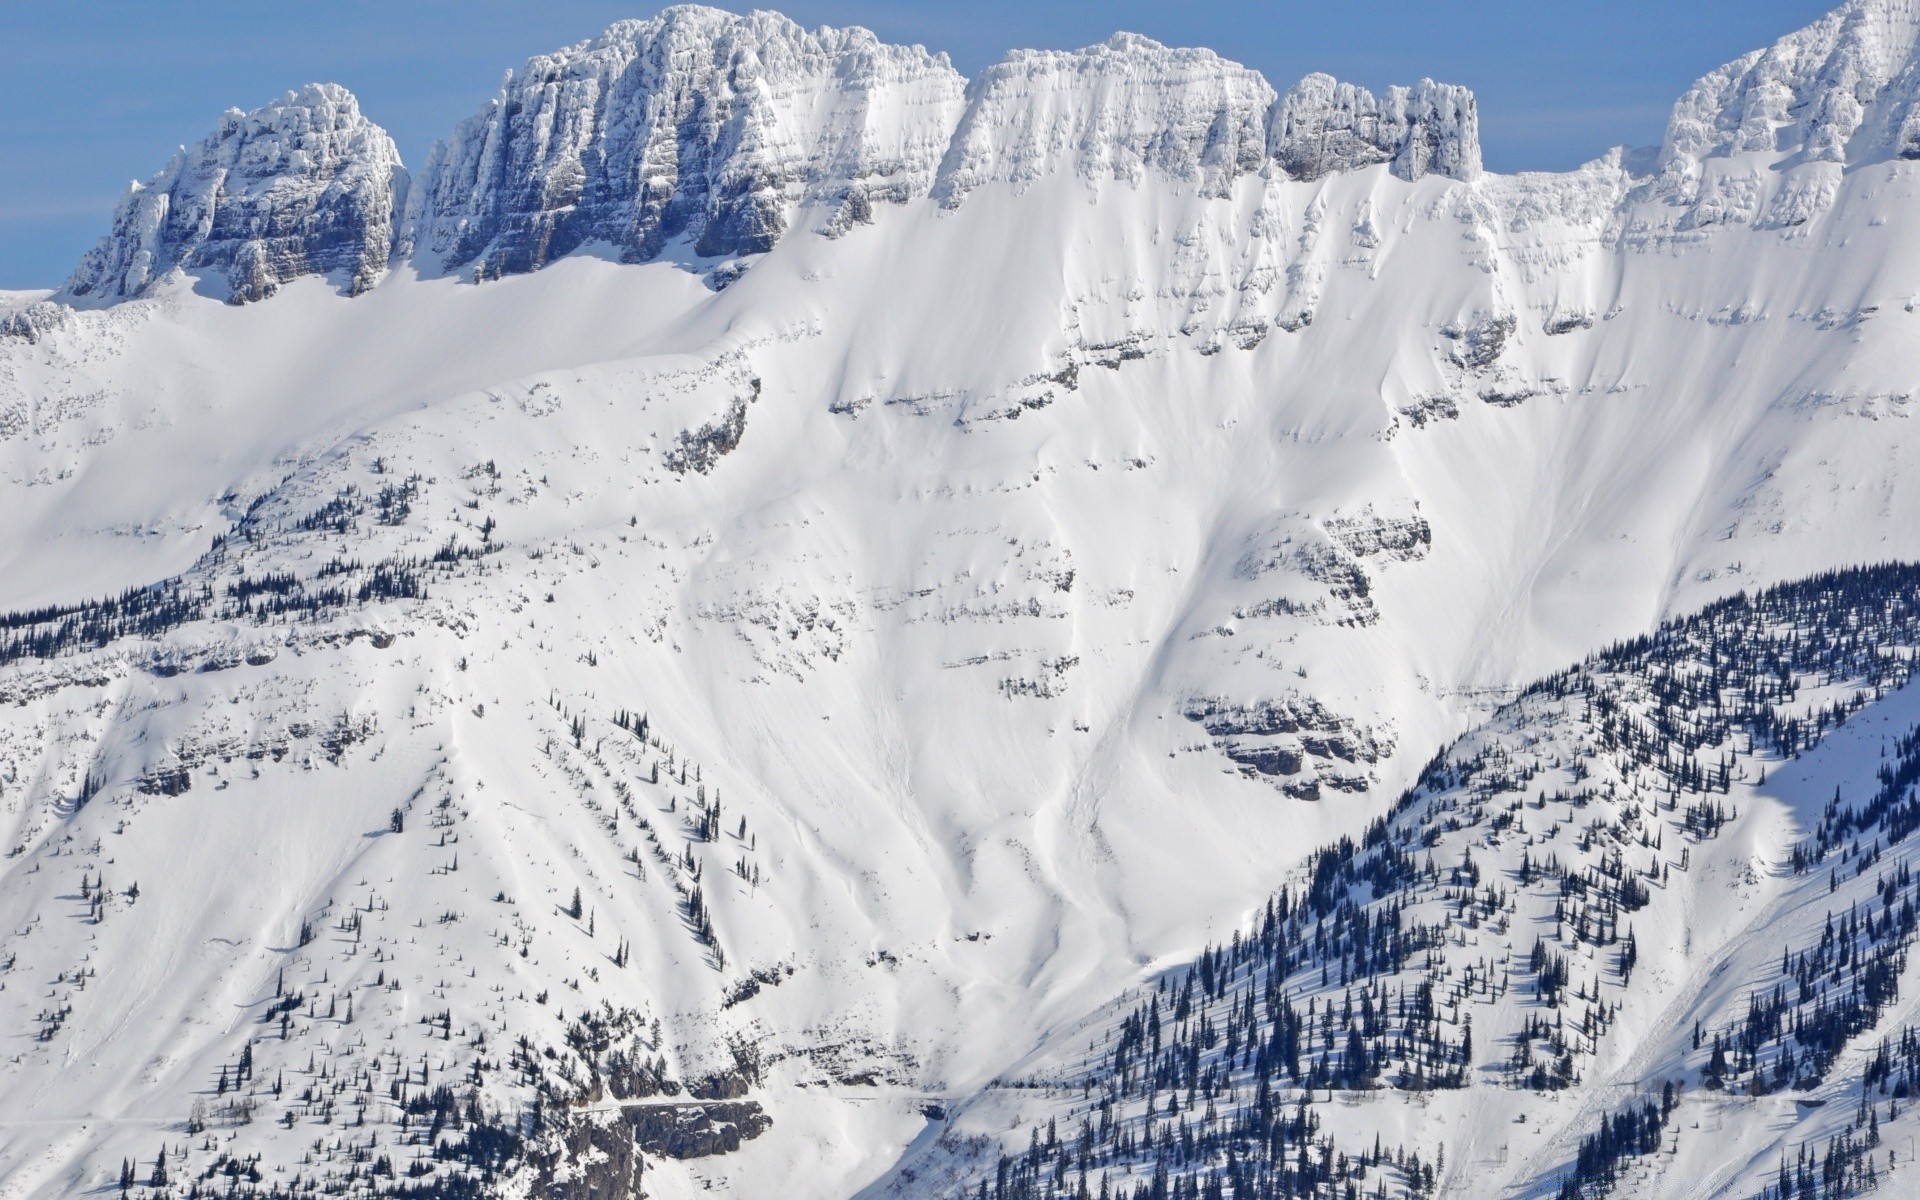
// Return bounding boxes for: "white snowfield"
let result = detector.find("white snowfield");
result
[1,2,1920,1197]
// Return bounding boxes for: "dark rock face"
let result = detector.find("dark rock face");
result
[664,388,755,476]
[1183,694,1390,798]
[405,6,967,279]
[63,84,404,304]
[533,1112,645,1200]
[1324,512,1432,563]
[625,1100,772,1159]
[532,1099,769,1196]
[1227,744,1305,777]
[685,1068,754,1100]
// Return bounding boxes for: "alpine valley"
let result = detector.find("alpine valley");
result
[11,4,1920,1199]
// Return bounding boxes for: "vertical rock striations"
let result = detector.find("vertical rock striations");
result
[404,5,967,279]
[1269,73,1481,183]
[64,83,404,304]
[58,7,1496,303]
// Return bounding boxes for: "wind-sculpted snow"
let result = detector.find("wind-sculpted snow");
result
[63,84,404,304]
[406,6,967,277]
[1270,73,1481,182]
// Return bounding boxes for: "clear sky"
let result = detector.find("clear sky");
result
[0,0,1839,290]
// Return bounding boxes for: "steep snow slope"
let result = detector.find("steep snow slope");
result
[5,3,1920,1198]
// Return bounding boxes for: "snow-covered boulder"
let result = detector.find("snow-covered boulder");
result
[405,5,967,279]
[63,83,404,304]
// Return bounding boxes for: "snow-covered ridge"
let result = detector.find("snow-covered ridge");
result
[100,0,1920,303]
[1643,0,1920,232]
[63,83,404,304]
[60,5,1489,301]
[1664,0,1920,168]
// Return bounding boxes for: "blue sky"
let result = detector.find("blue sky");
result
[0,0,1837,289]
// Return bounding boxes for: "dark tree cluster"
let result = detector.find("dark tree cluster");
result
[1554,1086,1675,1199]
[1755,1125,1884,1200]
[1701,863,1919,1095]
[963,1092,1437,1200]
[0,478,492,670]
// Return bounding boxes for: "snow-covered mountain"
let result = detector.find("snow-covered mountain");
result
[9,3,1920,1198]
[63,83,405,304]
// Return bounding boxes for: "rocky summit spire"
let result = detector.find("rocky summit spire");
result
[64,83,405,305]
[1270,73,1481,183]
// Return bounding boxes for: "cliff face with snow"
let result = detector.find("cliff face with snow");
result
[99,0,1920,307]
[1656,0,1920,227]
[63,84,404,304]
[61,6,1487,299]
[1664,0,1920,168]
[19,5,1920,1200]
[930,35,1276,205]
[404,8,968,278]
[1270,72,1480,182]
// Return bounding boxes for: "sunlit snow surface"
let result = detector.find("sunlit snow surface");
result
[9,4,1920,1198]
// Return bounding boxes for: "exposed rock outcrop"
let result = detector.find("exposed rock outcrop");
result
[64,84,404,303]
[532,1111,645,1200]
[405,5,967,278]
[932,34,1275,206]
[1270,72,1481,182]
[625,1100,771,1158]
[1182,694,1390,799]
[1664,0,1920,168]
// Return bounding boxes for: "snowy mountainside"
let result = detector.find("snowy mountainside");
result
[913,565,1920,1199]
[7,2,1920,1198]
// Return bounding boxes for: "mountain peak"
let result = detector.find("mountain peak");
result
[1662,0,1920,174]
[57,12,1500,304]
[404,10,966,279]
[63,83,404,304]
